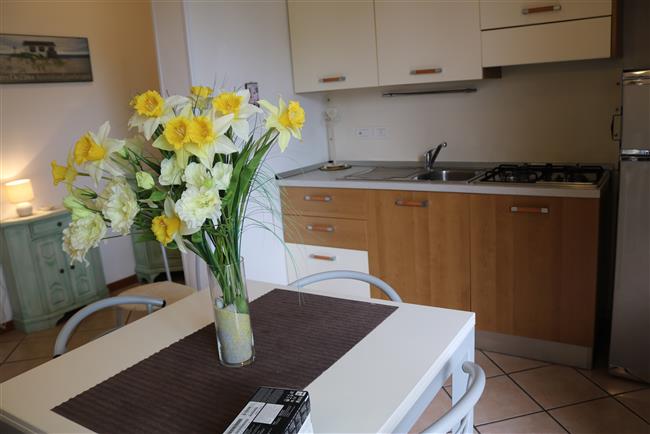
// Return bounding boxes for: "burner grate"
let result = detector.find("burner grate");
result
[479,164,604,185]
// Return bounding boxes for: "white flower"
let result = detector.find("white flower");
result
[73,121,125,184]
[211,89,262,139]
[211,162,232,190]
[159,156,183,186]
[63,194,95,220]
[175,185,222,229]
[99,178,139,235]
[136,171,155,190]
[62,213,107,264]
[183,161,232,190]
[184,162,211,188]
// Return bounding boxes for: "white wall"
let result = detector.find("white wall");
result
[151,0,192,96]
[328,59,621,164]
[180,0,329,283]
[0,1,161,284]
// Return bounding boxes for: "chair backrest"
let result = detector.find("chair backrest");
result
[422,361,486,434]
[53,295,165,357]
[289,270,402,302]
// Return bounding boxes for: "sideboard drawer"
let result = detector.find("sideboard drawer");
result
[281,187,368,220]
[30,215,69,239]
[284,215,367,251]
[285,243,370,299]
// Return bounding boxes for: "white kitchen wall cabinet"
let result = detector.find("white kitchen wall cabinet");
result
[375,0,482,86]
[287,0,379,93]
[480,0,612,30]
[480,0,614,67]
[285,243,370,299]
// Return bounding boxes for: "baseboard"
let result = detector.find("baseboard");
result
[477,330,593,369]
[107,274,139,292]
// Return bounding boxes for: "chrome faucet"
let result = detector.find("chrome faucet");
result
[424,142,447,171]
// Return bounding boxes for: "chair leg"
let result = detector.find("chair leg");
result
[116,308,126,327]
[146,304,153,315]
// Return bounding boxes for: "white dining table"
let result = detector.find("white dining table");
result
[0,280,475,433]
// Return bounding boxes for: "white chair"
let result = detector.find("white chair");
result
[116,281,195,324]
[422,362,486,434]
[289,270,402,302]
[53,295,165,357]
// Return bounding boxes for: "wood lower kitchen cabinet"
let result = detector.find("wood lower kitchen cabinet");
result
[367,190,471,310]
[469,194,600,348]
[280,183,604,367]
[281,187,371,298]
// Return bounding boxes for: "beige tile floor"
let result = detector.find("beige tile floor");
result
[415,351,650,434]
[1,315,648,433]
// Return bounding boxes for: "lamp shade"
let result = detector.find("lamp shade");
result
[5,179,34,204]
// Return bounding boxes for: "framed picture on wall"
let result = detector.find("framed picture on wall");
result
[0,33,93,84]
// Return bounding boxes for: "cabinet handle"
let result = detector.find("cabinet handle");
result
[510,206,549,214]
[304,194,332,202]
[59,268,64,274]
[306,224,334,233]
[70,265,75,270]
[410,68,442,75]
[395,199,429,208]
[319,75,346,83]
[309,254,336,261]
[57,221,62,227]
[522,4,561,14]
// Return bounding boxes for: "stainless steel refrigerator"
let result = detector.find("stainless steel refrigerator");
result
[609,69,650,382]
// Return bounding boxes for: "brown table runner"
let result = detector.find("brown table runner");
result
[53,289,397,433]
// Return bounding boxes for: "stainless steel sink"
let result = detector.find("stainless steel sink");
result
[412,169,483,182]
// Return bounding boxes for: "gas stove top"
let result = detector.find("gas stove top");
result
[478,164,606,186]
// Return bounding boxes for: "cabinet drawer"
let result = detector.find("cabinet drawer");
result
[284,216,367,251]
[480,0,611,30]
[286,243,370,299]
[281,187,368,220]
[482,16,611,67]
[30,215,69,239]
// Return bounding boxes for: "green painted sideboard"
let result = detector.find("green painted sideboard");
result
[0,209,107,332]
[131,238,183,283]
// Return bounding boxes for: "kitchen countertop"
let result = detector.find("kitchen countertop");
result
[276,162,609,199]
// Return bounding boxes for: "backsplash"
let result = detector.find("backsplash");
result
[327,59,621,164]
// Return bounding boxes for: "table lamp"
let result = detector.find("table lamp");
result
[5,179,34,217]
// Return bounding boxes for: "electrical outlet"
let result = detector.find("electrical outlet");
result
[354,127,372,139]
[374,127,387,139]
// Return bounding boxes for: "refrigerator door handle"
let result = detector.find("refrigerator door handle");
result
[611,109,622,141]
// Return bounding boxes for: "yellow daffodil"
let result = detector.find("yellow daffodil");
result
[152,215,180,245]
[73,121,125,184]
[259,98,305,151]
[191,86,213,98]
[153,112,237,168]
[151,197,194,252]
[190,86,213,110]
[212,89,261,139]
[51,151,77,189]
[128,91,188,140]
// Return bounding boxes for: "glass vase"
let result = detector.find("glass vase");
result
[207,260,255,367]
